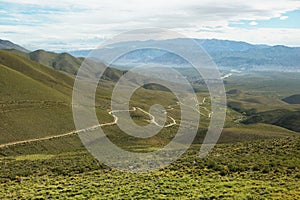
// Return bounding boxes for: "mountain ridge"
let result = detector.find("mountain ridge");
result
[65,39,300,72]
[0,39,29,53]
[1,38,299,73]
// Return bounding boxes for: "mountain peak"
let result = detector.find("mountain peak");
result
[272,45,290,49]
[0,39,29,53]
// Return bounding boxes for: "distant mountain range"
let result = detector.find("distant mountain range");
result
[1,38,300,72]
[68,39,270,57]
[67,39,300,72]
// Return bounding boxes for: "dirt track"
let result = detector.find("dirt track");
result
[0,106,179,148]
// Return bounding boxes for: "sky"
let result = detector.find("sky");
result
[1,0,300,51]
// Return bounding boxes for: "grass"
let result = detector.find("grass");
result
[0,51,132,143]
[244,109,300,132]
[0,136,299,199]
[29,50,82,75]
[0,50,75,97]
[0,52,76,143]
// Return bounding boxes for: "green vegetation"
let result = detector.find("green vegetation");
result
[0,51,74,143]
[244,110,300,132]
[222,72,300,133]
[29,50,82,75]
[0,49,300,198]
[0,136,299,199]
[225,71,300,98]
[0,50,130,143]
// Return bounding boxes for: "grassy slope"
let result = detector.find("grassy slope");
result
[0,64,67,102]
[0,51,75,144]
[0,50,132,144]
[5,49,128,81]
[0,136,299,199]
[0,50,74,97]
[29,50,81,75]
[224,73,300,133]
[225,71,300,98]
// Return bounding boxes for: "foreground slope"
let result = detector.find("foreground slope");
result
[0,51,75,144]
[1,136,299,199]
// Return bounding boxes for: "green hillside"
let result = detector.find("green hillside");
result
[0,51,126,145]
[0,64,67,102]
[0,50,74,96]
[4,49,127,82]
[244,109,300,132]
[0,51,76,144]
[29,50,82,75]
[0,50,182,146]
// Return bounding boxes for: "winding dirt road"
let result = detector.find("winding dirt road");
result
[0,97,214,149]
[137,107,177,128]
[0,106,178,148]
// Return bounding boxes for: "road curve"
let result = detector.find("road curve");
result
[0,106,177,148]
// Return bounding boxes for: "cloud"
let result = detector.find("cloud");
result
[1,0,300,50]
[249,21,258,26]
[280,16,289,20]
[184,27,300,46]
